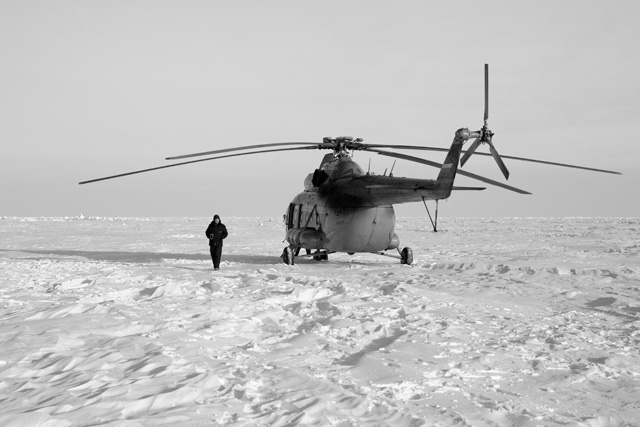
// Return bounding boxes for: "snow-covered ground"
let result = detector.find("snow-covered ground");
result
[0,216,638,426]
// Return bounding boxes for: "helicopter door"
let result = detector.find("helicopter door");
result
[287,204,302,230]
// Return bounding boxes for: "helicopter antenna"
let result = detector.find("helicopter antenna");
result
[389,160,397,177]
[367,158,371,175]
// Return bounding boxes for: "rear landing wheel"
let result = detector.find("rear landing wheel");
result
[313,251,328,261]
[400,247,413,265]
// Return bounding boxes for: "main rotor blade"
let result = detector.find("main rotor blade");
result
[369,149,532,194]
[79,146,318,185]
[360,144,621,175]
[456,161,527,193]
[362,143,450,153]
[460,138,481,167]
[166,142,320,160]
[488,141,510,180]
[367,148,445,170]
[490,152,620,175]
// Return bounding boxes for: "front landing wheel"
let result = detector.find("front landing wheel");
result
[400,247,413,265]
[282,247,295,265]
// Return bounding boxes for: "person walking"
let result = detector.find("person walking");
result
[205,214,228,270]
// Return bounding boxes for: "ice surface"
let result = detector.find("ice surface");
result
[0,216,638,426]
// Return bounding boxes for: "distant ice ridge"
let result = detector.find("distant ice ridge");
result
[1,216,153,221]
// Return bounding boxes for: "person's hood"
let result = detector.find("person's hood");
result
[213,215,221,221]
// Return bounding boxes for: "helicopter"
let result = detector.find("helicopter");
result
[79,64,621,265]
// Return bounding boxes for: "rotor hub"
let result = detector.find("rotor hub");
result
[322,136,365,156]
[480,126,493,143]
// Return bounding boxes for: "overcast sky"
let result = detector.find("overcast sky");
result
[2,1,638,218]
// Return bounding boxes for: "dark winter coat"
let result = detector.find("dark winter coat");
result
[206,218,228,247]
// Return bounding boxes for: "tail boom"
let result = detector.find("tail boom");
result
[434,128,470,198]
[327,129,473,207]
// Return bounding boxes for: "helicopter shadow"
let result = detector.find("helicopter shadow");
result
[6,249,284,265]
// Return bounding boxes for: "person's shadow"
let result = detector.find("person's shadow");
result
[2,249,283,265]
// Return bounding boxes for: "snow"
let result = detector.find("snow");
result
[0,216,639,426]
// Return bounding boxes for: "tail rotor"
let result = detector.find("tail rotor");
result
[460,64,510,180]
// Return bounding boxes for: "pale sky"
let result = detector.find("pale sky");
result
[1,1,638,218]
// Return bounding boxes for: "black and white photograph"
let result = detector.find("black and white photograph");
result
[1,1,638,426]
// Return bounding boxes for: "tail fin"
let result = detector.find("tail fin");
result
[435,128,469,198]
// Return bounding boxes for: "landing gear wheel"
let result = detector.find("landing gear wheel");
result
[282,247,295,265]
[313,251,328,261]
[400,247,413,265]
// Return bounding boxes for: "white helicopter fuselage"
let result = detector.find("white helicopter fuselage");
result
[285,190,398,253]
